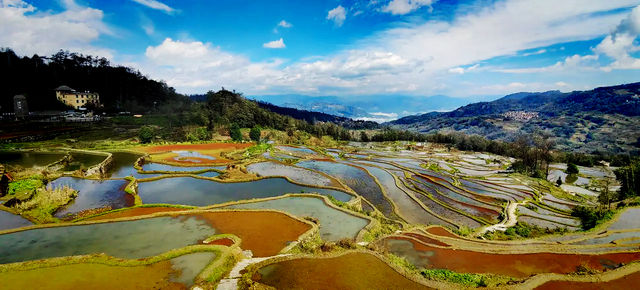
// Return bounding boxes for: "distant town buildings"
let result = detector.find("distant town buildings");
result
[501,111,538,121]
[55,85,100,110]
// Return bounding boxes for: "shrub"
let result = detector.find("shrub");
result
[138,126,154,144]
[229,123,242,141]
[249,126,261,142]
[7,178,43,195]
[566,163,579,174]
[186,127,209,141]
[420,269,487,287]
[571,206,614,230]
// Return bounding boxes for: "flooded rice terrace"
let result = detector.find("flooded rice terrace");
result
[1,142,639,288]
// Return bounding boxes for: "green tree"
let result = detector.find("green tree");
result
[250,126,261,142]
[566,163,579,174]
[138,126,154,144]
[229,123,242,142]
[360,131,370,142]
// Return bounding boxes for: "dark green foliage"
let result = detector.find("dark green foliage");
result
[249,126,261,142]
[186,127,209,142]
[571,206,614,230]
[566,163,579,174]
[615,160,640,199]
[360,131,370,142]
[138,126,154,144]
[565,174,578,184]
[229,124,242,142]
[420,269,487,287]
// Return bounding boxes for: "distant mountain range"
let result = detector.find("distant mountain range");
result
[249,94,488,122]
[389,82,640,154]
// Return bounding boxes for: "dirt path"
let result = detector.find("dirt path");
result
[476,200,527,236]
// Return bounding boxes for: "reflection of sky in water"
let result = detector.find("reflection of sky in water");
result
[172,151,217,162]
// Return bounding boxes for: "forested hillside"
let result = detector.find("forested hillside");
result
[0,48,185,113]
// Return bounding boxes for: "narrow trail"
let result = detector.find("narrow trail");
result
[476,200,528,237]
[216,254,290,290]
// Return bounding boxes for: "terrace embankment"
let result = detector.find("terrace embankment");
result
[86,206,190,221]
[253,252,431,289]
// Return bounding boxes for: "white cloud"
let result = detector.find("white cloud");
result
[595,5,640,71]
[497,54,599,73]
[278,20,292,28]
[131,0,175,14]
[382,0,435,15]
[522,49,547,56]
[138,1,639,96]
[327,5,346,27]
[0,0,112,57]
[448,64,479,74]
[263,38,286,49]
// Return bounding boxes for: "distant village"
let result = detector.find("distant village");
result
[2,86,102,122]
[501,110,539,121]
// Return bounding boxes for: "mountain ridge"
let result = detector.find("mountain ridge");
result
[389,82,640,154]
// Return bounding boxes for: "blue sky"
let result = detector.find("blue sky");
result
[2,0,640,119]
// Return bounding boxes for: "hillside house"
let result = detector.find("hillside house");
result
[55,85,100,110]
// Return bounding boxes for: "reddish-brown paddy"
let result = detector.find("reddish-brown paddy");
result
[254,252,431,289]
[89,210,311,257]
[194,211,311,257]
[535,271,640,290]
[425,226,460,239]
[383,236,640,278]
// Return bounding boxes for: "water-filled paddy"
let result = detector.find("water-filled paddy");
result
[0,210,32,231]
[254,252,430,289]
[0,151,65,168]
[297,160,395,217]
[169,251,216,286]
[50,177,133,218]
[137,176,352,206]
[607,208,640,230]
[0,216,215,264]
[224,196,369,241]
[358,163,449,226]
[106,151,143,178]
[408,178,484,228]
[383,237,640,278]
[247,161,338,187]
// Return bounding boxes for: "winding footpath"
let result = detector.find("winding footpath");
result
[476,200,527,237]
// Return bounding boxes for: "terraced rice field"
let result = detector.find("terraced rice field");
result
[2,143,639,288]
